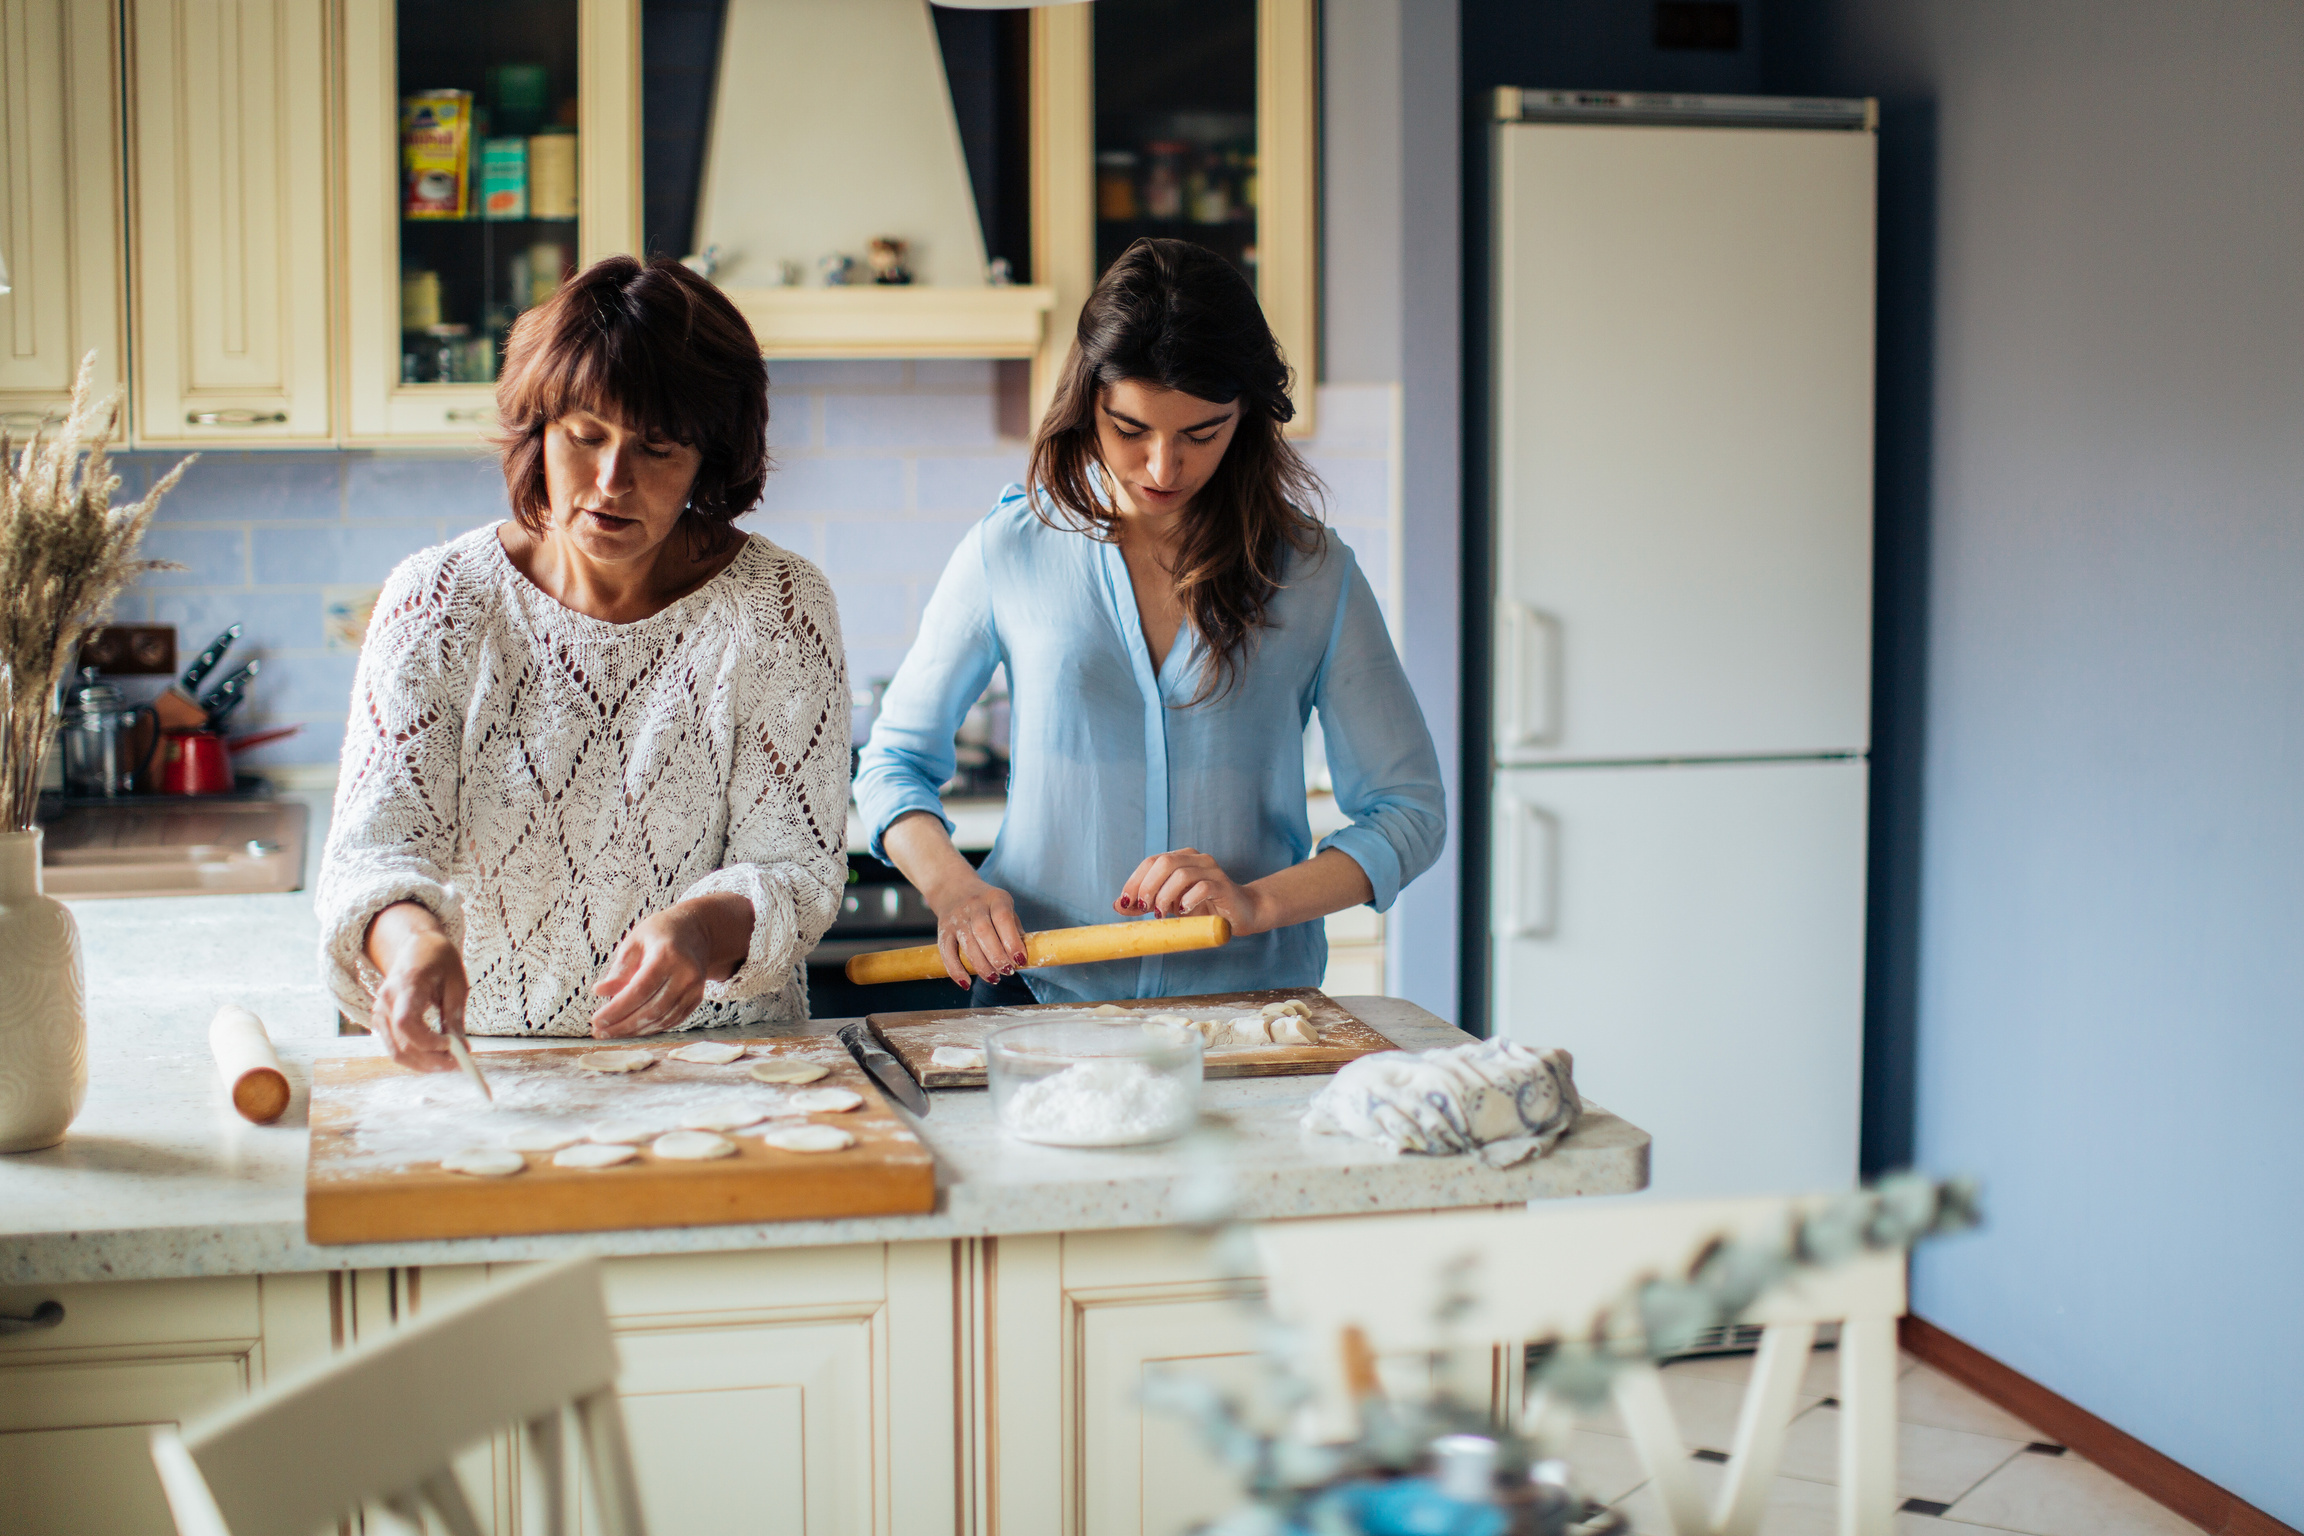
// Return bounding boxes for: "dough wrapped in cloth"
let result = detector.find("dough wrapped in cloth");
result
[1300,1040,1581,1167]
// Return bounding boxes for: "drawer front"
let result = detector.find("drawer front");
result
[0,1276,260,1358]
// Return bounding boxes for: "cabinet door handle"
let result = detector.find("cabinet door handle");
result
[1507,799,1558,938]
[1501,602,1562,749]
[443,408,494,424]
[187,410,289,427]
[0,1300,64,1335]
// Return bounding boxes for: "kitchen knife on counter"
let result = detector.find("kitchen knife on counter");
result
[838,1021,927,1116]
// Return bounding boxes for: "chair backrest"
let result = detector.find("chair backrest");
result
[149,1256,648,1536]
[1255,1196,1906,1536]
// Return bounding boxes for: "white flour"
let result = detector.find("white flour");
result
[999,1059,1195,1147]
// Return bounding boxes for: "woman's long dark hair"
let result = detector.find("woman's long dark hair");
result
[1028,239,1324,703]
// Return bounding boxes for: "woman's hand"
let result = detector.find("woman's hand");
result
[1115,846,1376,939]
[1115,847,1275,934]
[882,809,1029,991]
[928,876,1030,992]
[365,902,467,1073]
[591,893,753,1038]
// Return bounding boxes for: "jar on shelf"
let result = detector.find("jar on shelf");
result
[1142,142,1185,221]
[1097,151,1140,220]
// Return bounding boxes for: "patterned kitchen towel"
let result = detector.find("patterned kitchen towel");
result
[1300,1039,1581,1165]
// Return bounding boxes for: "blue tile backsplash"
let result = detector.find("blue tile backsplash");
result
[106,364,1398,773]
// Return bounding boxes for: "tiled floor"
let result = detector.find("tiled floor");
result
[1569,1347,2206,1535]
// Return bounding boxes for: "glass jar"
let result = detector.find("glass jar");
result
[58,669,153,799]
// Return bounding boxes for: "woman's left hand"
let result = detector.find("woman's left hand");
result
[591,894,752,1037]
[1115,847,1275,935]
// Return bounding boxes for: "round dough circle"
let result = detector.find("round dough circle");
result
[787,1086,863,1114]
[760,1123,856,1154]
[1260,998,1313,1019]
[501,1125,584,1153]
[1091,1003,1128,1016]
[577,1049,654,1074]
[588,1118,663,1145]
[683,1100,774,1132]
[668,1040,746,1065]
[652,1130,737,1161]
[748,1061,829,1085]
[441,1148,526,1177]
[554,1142,640,1169]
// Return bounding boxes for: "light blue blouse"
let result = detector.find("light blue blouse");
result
[852,487,1446,1004]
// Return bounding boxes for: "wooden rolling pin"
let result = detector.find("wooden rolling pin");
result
[845,914,1232,986]
[209,1005,291,1123]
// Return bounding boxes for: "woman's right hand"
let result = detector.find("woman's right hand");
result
[365,902,468,1072]
[928,876,1029,992]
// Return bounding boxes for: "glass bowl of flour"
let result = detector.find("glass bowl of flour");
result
[985,1018,1203,1147]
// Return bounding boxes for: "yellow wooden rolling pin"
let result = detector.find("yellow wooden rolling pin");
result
[844,914,1233,986]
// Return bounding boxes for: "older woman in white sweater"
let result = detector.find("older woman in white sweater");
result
[317,256,848,1071]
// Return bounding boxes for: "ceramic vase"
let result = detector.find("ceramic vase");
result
[0,830,86,1152]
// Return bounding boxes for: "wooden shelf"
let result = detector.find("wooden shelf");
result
[718,284,1056,360]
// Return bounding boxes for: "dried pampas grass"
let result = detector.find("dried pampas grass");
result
[1,354,193,829]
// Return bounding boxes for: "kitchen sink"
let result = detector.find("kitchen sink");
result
[38,798,309,898]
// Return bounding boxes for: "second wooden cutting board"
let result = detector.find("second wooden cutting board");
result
[867,987,1397,1089]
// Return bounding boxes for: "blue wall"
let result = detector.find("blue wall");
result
[1776,0,2304,1520]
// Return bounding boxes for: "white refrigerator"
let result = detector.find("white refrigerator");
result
[1487,92,1878,1198]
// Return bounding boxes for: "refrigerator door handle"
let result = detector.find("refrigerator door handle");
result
[1500,601,1563,751]
[1507,798,1559,938]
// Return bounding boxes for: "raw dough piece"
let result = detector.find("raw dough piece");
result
[588,1118,664,1145]
[1261,999,1314,1019]
[553,1142,639,1169]
[669,1040,746,1065]
[930,1045,987,1070]
[577,1049,653,1074]
[1224,1017,1272,1047]
[1091,1003,1128,1016]
[787,1087,864,1114]
[1145,1012,1190,1026]
[441,1148,527,1177]
[1271,1015,1319,1047]
[749,1061,829,1085]
[502,1125,584,1153]
[683,1100,775,1132]
[759,1123,856,1153]
[651,1130,737,1161]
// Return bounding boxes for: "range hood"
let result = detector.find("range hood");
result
[695,0,990,290]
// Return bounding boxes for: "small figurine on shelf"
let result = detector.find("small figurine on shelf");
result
[679,245,720,280]
[986,256,1015,287]
[866,237,912,285]
[817,253,859,287]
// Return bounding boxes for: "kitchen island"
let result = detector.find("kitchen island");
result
[1,891,1648,1535]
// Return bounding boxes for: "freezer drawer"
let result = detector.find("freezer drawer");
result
[1492,121,1875,762]
[1490,758,1867,1196]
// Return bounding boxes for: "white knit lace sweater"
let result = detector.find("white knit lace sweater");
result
[317,527,850,1035]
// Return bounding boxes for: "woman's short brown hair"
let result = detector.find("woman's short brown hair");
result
[493,256,769,544]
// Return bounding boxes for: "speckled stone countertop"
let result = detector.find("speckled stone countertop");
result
[0,890,1648,1284]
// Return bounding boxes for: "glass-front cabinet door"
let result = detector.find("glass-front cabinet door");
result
[340,0,638,442]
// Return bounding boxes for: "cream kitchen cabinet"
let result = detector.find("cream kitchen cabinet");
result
[0,0,126,433]
[1029,0,1318,435]
[337,0,640,445]
[372,1243,958,1536]
[980,1226,1520,1536]
[126,0,336,446]
[0,1274,334,1536]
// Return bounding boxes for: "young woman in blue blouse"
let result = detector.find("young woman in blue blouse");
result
[853,239,1445,1004]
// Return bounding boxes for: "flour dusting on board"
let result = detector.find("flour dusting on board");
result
[322,1043,850,1175]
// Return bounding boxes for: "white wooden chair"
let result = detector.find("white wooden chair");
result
[1255,1197,1906,1536]
[148,1256,646,1536]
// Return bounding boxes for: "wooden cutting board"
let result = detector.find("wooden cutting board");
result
[867,987,1398,1090]
[306,1037,935,1244]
